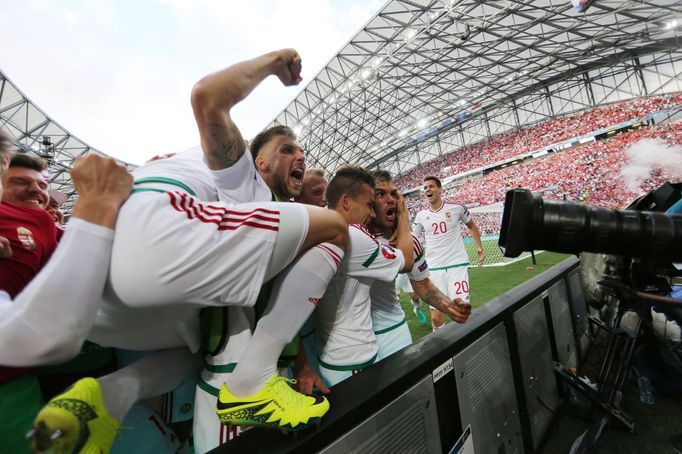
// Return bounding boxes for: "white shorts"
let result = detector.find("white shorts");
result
[89,191,308,352]
[375,320,412,361]
[430,266,470,303]
[395,273,414,293]
[317,355,376,388]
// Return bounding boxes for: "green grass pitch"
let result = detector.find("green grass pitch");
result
[401,252,571,341]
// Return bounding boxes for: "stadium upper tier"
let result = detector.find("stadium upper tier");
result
[270,0,682,178]
[395,94,682,189]
[404,117,682,219]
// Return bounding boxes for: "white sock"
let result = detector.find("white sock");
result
[98,347,202,421]
[411,299,421,310]
[226,243,343,397]
[432,322,444,332]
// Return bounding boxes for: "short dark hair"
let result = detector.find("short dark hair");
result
[371,170,392,185]
[424,175,441,188]
[326,165,375,209]
[250,125,297,161]
[9,153,47,172]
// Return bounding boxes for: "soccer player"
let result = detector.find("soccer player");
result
[194,124,311,452]
[368,171,471,359]
[413,176,484,330]
[296,168,327,207]
[309,166,415,388]
[27,49,348,453]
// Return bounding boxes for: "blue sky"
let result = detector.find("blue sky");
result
[0,0,384,164]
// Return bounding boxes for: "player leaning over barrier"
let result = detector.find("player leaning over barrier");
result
[368,171,471,360]
[24,49,348,454]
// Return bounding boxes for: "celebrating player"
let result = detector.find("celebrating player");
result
[368,171,471,359]
[413,176,484,330]
[26,49,349,454]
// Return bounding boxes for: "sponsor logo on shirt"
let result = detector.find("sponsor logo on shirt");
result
[308,297,321,306]
[16,227,36,250]
[381,243,397,260]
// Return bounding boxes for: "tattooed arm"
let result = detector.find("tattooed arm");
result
[411,277,471,324]
[191,49,303,170]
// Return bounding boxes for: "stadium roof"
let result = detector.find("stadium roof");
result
[271,0,682,176]
[0,71,135,214]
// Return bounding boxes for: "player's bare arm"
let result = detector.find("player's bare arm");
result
[465,218,485,267]
[393,191,415,272]
[411,278,471,324]
[192,49,303,170]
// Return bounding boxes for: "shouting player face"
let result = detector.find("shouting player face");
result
[256,135,306,199]
[371,179,399,232]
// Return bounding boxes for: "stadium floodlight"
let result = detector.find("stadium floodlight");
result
[404,28,417,42]
[293,125,303,136]
[417,118,428,128]
[398,130,408,137]
[361,69,372,80]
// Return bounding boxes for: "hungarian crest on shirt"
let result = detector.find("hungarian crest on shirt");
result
[16,226,36,250]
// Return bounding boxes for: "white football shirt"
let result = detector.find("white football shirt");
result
[413,201,471,269]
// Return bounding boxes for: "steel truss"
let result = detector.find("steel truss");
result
[0,72,135,215]
[270,0,682,178]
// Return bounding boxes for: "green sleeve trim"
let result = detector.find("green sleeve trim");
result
[131,188,167,195]
[415,251,425,262]
[429,262,469,271]
[362,245,381,268]
[134,177,197,196]
[374,317,407,335]
[197,377,220,397]
[318,354,377,371]
[205,362,237,374]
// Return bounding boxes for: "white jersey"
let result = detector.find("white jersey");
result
[413,201,471,269]
[314,224,404,367]
[133,146,271,204]
[89,147,291,352]
[370,234,430,331]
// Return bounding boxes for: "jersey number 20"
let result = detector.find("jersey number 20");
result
[432,222,447,234]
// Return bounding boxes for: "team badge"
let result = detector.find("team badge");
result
[445,212,452,219]
[380,243,397,260]
[16,227,36,250]
[418,261,428,272]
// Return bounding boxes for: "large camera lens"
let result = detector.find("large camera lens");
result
[498,189,682,260]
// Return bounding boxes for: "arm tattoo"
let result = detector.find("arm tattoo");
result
[422,287,447,312]
[204,122,245,169]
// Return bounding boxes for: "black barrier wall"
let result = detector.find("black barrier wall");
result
[214,256,586,454]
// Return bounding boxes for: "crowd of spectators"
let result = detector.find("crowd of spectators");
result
[396,93,682,190]
[405,122,682,221]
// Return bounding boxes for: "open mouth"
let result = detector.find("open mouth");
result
[385,207,396,222]
[290,168,304,186]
